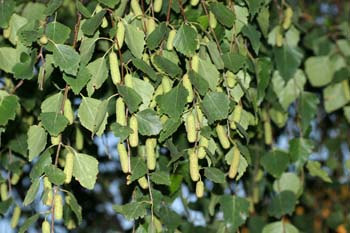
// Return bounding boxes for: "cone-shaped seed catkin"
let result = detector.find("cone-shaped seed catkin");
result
[129,115,139,147]
[186,113,197,143]
[117,143,129,173]
[196,181,204,198]
[189,149,200,181]
[228,146,240,179]
[216,124,230,149]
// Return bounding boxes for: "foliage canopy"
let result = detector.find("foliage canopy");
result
[0,0,350,232]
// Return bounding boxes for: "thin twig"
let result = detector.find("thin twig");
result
[146,173,154,231]
[166,0,172,25]
[200,0,222,54]
[141,0,147,34]
[178,0,187,22]
[150,0,155,18]
[12,80,24,93]
[50,1,83,232]
[113,18,125,82]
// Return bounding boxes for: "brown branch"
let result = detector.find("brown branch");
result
[12,80,24,93]
[178,0,187,23]
[273,0,283,20]
[149,0,155,18]
[200,0,222,54]
[73,11,82,48]
[166,0,172,25]
[50,2,83,232]
[59,85,69,114]
[114,22,125,82]
[141,0,148,34]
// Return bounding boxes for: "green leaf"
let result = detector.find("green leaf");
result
[289,138,314,167]
[125,23,145,59]
[17,22,40,47]
[306,161,332,183]
[298,92,319,135]
[117,85,142,113]
[30,149,52,180]
[66,191,83,224]
[0,0,15,28]
[157,84,188,118]
[159,117,182,142]
[151,171,170,185]
[197,56,220,90]
[79,32,99,65]
[273,172,302,196]
[272,70,306,110]
[268,191,297,218]
[220,195,249,232]
[152,55,182,78]
[41,92,63,113]
[337,39,350,56]
[18,214,40,233]
[129,156,147,182]
[73,153,99,189]
[45,0,63,15]
[23,179,40,206]
[147,22,167,50]
[344,106,350,123]
[158,205,182,231]
[111,123,133,141]
[40,112,69,136]
[63,66,91,95]
[200,91,230,124]
[27,125,47,161]
[204,167,225,183]
[234,7,249,32]
[81,10,106,36]
[0,94,19,126]
[133,77,155,110]
[9,134,28,157]
[98,0,119,8]
[21,3,46,21]
[136,109,162,136]
[305,56,334,87]
[262,221,299,233]
[13,50,35,80]
[78,96,109,136]
[236,154,248,181]
[132,58,157,81]
[0,47,18,73]
[222,53,246,73]
[209,2,235,28]
[207,41,224,70]
[274,45,303,81]
[245,0,264,18]
[173,24,198,57]
[76,1,92,18]
[188,70,209,96]
[256,58,272,105]
[323,81,350,113]
[46,22,71,51]
[242,24,261,54]
[45,165,66,185]
[113,201,149,221]
[0,198,14,215]
[261,150,289,178]
[286,26,301,47]
[52,44,80,76]
[86,57,108,96]
[8,14,28,45]
[257,6,269,37]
